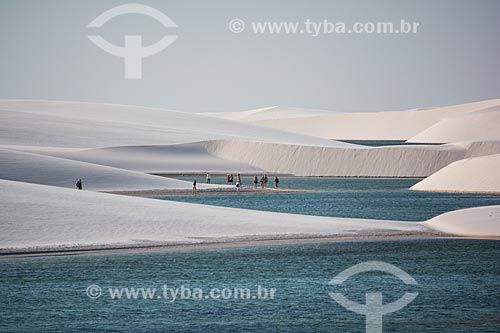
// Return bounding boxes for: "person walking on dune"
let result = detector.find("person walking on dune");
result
[274,176,279,189]
[192,180,197,194]
[76,179,82,190]
[206,172,211,184]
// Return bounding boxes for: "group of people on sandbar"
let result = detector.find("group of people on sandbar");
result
[194,173,244,193]
[192,173,280,194]
[252,174,279,189]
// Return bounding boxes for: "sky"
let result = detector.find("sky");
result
[1,0,499,113]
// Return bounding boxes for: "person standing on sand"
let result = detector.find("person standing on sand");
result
[237,173,241,184]
[253,175,258,188]
[236,181,241,193]
[229,174,234,185]
[274,176,279,189]
[76,179,82,190]
[192,180,197,194]
[263,174,268,188]
[206,172,211,184]
[226,174,230,184]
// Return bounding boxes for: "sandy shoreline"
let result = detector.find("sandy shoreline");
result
[103,187,316,197]
[0,230,449,259]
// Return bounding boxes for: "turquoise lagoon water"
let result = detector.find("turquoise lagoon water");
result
[1,240,499,332]
[160,178,500,221]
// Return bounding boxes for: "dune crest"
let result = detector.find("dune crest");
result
[206,99,500,140]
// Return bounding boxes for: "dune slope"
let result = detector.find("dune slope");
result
[28,144,264,174]
[425,205,500,237]
[408,106,500,143]
[0,180,425,251]
[0,100,350,148]
[411,154,500,194]
[0,148,211,191]
[205,140,466,177]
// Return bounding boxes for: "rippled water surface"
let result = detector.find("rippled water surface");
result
[1,239,499,332]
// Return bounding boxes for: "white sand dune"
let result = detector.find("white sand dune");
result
[408,106,500,143]
[411,153,500,194]
[0,99,358,188]
[22,144,263,174]
[0,148,219,191]
[425,205,500,237]
[2,138,478,179]
[207,99,500,140]
[0,99,349,148]
[205,140,466,177]
[2,180,498,252]
[0,180,425,251]
[3,99,500,183]
[33,140,473,177]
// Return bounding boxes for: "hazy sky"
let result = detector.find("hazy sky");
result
[1,0,499,112]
